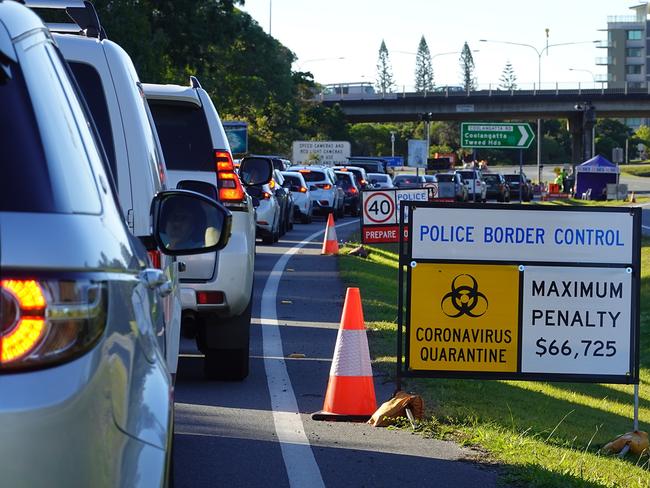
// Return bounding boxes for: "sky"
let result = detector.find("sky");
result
[240,1,640,90]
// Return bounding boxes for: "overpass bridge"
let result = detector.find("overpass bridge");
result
[318,87,650,164]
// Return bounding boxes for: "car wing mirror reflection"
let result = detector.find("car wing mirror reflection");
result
[151,190,232,256]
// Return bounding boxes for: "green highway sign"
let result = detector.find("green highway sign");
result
[461,122,535,149]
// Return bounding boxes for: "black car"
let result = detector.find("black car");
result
[504,173,533,202]
[393,174,426,189]
[482,173,511,202]
[344,157,387,174]
[335,171,361,216]
[271,169,294,233]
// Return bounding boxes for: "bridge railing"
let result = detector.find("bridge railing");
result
[315,81,650,101]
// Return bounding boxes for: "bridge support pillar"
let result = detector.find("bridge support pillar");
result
[568,103,596,166]
[567,112,584,166]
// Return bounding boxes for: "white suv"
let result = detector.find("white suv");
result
[46,5,186,379]
[144,81,258,380]
[456,169,487,202]
[288,166,344,218]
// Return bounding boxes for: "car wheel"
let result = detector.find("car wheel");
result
[201,298,252,381]
[262,232,274,245]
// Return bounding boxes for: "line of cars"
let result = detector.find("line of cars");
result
[0,2,277,486]
[389,168,534,202]
[247,158,387,241]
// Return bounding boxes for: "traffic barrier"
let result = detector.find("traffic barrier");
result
[312,287,377,421]
[321,213,339,255]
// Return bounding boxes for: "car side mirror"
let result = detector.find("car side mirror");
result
[239,156,273,186]
[151,190,232,256]
[176,180,218,200]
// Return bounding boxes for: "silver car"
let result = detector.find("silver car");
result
[0,3,230,486]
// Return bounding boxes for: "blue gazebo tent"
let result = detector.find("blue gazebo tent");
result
[574,155,619,199]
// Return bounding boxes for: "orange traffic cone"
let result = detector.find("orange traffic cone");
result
[321,213,339,255]
[312,288,377,421]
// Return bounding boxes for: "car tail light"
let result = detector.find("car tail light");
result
[196,291,224,305]
[317,183,332,190]
[262,191,272,200]
[299,186,307,193]
[298,169,311,174]
[360,179,367,186]
[215,150,245,202]
[147,250,162,269]
[269,179,276,189]
[0,278,106,371]
[348,187,358,194]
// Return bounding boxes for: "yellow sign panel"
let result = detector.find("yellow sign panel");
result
[409,263,519,372]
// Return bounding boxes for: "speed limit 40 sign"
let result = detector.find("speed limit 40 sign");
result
[363,191,397,226]
[361,189,428,243]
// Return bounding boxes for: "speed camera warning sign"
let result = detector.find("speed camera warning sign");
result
[363,191,396,225]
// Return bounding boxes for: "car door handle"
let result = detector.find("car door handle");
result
[177,261,187,273]
[138,269,174,297]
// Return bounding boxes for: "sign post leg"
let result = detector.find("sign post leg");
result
[634,383,639,431]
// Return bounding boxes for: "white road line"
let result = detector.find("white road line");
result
[261,221,358,488]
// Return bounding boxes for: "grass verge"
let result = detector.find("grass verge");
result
[338,238,650,487]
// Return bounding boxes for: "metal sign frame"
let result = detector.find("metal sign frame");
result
[397,201,641,385]
[360,188,430,244]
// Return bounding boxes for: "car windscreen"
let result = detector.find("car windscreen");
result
[148,100,213,171]
[299,171,326,182]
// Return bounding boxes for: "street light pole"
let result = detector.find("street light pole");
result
[390,131,396,157]
[479,38,599,186]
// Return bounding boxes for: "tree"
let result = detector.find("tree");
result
[376,40,396,94]
[459,42,476,91]
[414,36,434,93]
[595,119,636,160]
[498,61,517,90]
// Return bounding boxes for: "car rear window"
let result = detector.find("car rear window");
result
[336,174,355,189]
[394,176,420,184]
[148,100,213,171]
[283,174,302,186]
[300,171,326,182]
[436,174,454,182]
[505,175,521,183]
[483,174,500,183]
[458,171,477,179]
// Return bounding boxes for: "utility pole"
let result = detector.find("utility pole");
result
[390,131,396,157]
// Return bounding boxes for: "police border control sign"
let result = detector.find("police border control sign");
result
[397,202,641,384]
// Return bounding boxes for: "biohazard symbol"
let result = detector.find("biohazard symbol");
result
[441,274,488,318]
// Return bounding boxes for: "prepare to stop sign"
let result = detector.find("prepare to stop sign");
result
[364,192,396,224]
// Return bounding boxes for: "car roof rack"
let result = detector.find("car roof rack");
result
[21,0,107,40]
